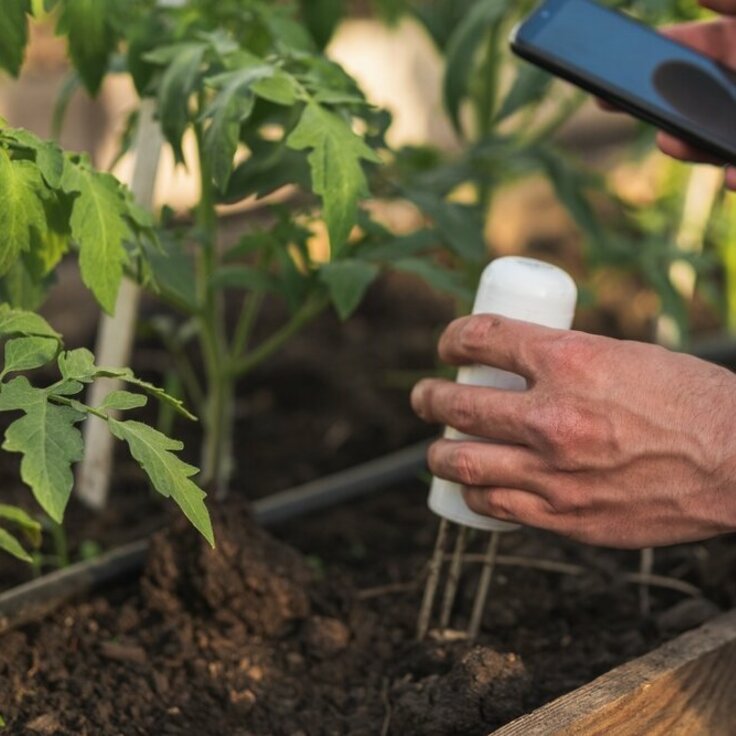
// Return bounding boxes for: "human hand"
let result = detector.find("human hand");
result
[657,9,736,190]
[411,315,736,549]
[598,0,736,190]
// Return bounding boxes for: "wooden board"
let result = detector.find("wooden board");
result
[491,609,736,736]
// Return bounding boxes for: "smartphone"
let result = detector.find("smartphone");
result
[510,0,736,166]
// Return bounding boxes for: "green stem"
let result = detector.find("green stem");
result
[230,296,328,378]
[525,91,586,146]
[476,23,503,213]
[193,112,234,496]
[231,249,273,360]
[49,520,69,569]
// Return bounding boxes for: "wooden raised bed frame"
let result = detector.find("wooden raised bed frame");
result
[493,609,736,735]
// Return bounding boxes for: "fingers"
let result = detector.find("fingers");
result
[656,133,736,190]
[427,438,548,491]
[699,0,736,16]
[662,19,736,66]
[411,380,531,444]
[655,132,725,165]
[462,486,558,529]
[437,314,556,378]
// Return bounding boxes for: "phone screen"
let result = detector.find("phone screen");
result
[517,0,736,155]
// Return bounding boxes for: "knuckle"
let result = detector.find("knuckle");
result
[458,316,501,355]
[450,444,482,486]
[528,400,593,470]
[448,390,479,430]
[543,332,596,374]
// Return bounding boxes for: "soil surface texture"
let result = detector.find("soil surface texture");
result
[2,488,733,736]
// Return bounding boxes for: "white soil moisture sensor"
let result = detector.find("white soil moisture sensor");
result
[428,256,578,532]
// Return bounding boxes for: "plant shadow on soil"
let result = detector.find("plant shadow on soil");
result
[2,271,736,734]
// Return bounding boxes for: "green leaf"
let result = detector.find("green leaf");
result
[252,72,299,106]
[2,336,58,375]
[0,147,48,276]
[61,163,131,313]
[495,66,553,123]
[443,0,506,134]
[0,304,59,339]
[0,527,33,562]
[287,102,380,255]
[0,0,30,77]
[203,65,268,191]
[58,348,196,420]
[405,190,486,262]
[0,376,85,523]
[152,42,208,163]
[142,233,197,311]
[57,0,116,95]
[392,257,471,300]
[5,128,65,189]
[0,503,41,546]
[299,0,343,49]
[319,260,379,320]
[98,390,148,413]
[108,418,213,547]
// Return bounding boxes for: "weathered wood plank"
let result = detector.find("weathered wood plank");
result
[492,609,736,736]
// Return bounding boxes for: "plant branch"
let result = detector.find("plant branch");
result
[230,295,328,378]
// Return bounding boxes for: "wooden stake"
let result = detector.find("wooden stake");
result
[416,518,449,640]
[467,531,500,640]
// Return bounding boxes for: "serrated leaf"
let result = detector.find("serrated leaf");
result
[108,418,213,547]
[0,527,32,562]
[0,503,41,546]
[57,0,115,95]
[287,102,380,255]
[0,0,30,77]
[0,305,59,339]
[0,147,48,276]
[61,163,131,313]
[2,336,58,375]
[0,376,84,523]
[319,260,379,320]
[443,0,506,134]
[58,348,196,420]
[5,129,65,188]
[252,72,299,106]
[98,390,148,412]
[203,65,266,191]
[153,42,208,163]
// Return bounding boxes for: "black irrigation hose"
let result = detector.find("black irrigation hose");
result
[0,439,432,633]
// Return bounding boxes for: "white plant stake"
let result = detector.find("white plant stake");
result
[417,256,577,640]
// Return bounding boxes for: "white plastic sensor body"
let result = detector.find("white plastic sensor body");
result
[428,256,578,532]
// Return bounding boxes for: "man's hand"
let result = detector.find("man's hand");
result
[657,10,736,190]
[411,315,736,549]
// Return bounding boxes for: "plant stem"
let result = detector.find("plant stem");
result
[230,296,328,377]
[193,113,234,497]
[475,22,503,214]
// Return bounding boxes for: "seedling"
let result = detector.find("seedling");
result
[417,257,578,640]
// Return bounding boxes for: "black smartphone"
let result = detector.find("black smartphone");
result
[510,0,736,166]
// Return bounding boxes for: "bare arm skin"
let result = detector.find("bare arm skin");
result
[411,315,736,549]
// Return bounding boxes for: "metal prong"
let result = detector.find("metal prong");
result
[439,525,468,629]
[417,518,449,640]
[639,547,654,617]
[467,531,500,640]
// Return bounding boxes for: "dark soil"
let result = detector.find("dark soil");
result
[2,487,734,735]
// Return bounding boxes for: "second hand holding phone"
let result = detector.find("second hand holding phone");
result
[510,0,736,166]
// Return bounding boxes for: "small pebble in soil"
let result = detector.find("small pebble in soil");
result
[303,616,351,658]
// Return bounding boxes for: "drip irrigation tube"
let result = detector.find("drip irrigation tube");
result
[0,439,431,633]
